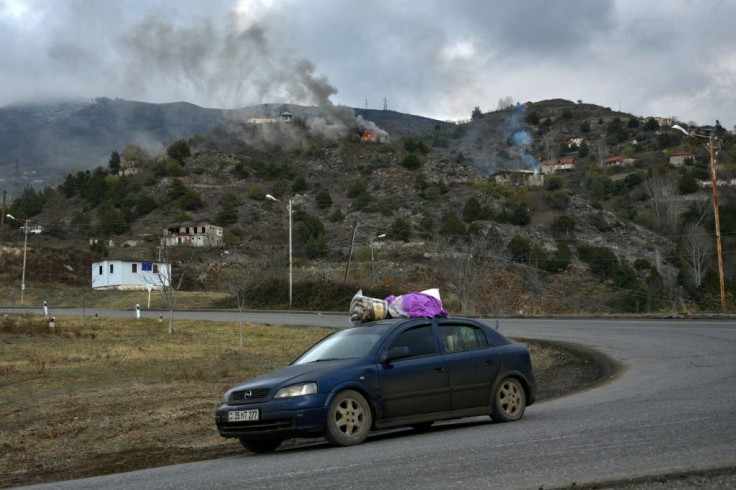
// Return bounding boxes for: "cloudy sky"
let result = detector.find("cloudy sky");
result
[2,0,735,129]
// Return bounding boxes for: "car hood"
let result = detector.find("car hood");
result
[228,359,358,392]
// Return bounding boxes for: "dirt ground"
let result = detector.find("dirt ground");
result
[0,316,619,488]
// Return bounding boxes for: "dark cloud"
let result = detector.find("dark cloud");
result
[1,0,735,128]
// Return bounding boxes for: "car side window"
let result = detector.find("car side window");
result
[388,325,437,357]
[440,324,489,352]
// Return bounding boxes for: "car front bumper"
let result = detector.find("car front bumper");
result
[215,394,329,440]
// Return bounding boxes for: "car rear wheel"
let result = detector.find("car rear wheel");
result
[325,390,372,447]
[491,377,526,422]
[239,437,282,453]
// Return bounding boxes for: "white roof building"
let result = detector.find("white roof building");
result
[92,260,171,290]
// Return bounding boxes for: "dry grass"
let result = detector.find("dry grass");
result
[0,314,600,487]
[0,284,232,310]
[0,314,331,487]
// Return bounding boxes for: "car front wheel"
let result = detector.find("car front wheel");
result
[325,390,372,447]
[491,377,526,422]
[239,437,282,453]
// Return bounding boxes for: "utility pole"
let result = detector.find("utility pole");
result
[707,133,726,312]
[673,124,727,311]
[344,222,358,283]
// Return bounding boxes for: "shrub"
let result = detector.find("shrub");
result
[166,139,191,162]
[248,184,267,200]
[315,190,332,209]
[401,153,421,170]
[508,236,531,263]
[390,217,412,242]
[440,211,466,237]
[550,215,576,237]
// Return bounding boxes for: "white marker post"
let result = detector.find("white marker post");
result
[136,303,141,319]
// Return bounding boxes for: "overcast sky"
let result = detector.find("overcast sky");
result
[2,0,735,129]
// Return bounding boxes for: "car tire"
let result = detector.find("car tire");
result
[324,390,372,447]
[239,437,282,453]
[491,377,526,422]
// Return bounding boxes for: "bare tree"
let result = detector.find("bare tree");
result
[683,225,712,288]
[497,96,514,111]
[593,136,607,167]
[151,243,195,334]
[541,130,557,166]
[429,232,511,314]
[644,169,680,230]
[223,259,264,348]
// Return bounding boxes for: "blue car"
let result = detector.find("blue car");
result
[215,316,536,452]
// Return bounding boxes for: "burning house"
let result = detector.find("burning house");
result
[362,129,379,142]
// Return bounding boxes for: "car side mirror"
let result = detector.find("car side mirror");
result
[380,346,412,364]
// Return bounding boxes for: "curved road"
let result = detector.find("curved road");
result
[16,311,736,489]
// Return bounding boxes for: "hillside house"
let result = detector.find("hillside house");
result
[566,138,585,148]
[91,259,170,290]
[162,221,223,247]
[669,152,694,167]
[603,156,635,167]
[541,157,575,174]
[490,169,544,186]
[362,129,378,142]
[247,112,293,124]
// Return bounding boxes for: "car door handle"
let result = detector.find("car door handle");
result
[484,359,495,365]
[434,366,445,373]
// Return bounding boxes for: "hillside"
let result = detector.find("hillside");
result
[0,99,447,190]
[1,98,735,314]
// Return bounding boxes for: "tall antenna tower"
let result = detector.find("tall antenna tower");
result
[383,97,388,111]
[365,98,368,109]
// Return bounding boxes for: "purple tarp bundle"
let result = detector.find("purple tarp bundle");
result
[385,289,448,319]
[349,288,448,324]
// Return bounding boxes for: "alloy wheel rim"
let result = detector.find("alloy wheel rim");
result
[499,381,521,416]
[335,398,365,436]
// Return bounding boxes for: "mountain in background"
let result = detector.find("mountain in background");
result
[0,98,447,191]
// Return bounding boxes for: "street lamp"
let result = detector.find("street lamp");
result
[672,124,726,311]
[6,214,29,305]
[266,194,293,307]
[369,233,386,282]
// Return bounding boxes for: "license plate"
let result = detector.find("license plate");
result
[228,409,259,422]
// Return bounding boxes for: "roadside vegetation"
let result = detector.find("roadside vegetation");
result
[0,313,602,487]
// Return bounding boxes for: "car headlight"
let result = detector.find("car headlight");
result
[275,382,317,398]
[222,391,231,404]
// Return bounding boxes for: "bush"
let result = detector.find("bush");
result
[550,215,576,237]
[440,211,466,237]
[248,184,267,200]
[545,176,566,191]
[508,236,531,263]
[403,136,429,154]
[315,190,332,209]
[390,217,412,242]
[508,205,531,226]
[401,153,422,170]
[347,180,367,198]
[167,139,191,162]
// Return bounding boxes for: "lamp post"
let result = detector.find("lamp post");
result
[672,124,726,311]
[370,233,386,282]
[266,194,292,307]
[6,214,29,305]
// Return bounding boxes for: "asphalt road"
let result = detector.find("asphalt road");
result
[12,311,736,489]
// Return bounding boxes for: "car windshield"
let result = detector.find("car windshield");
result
[293,326,388,364]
